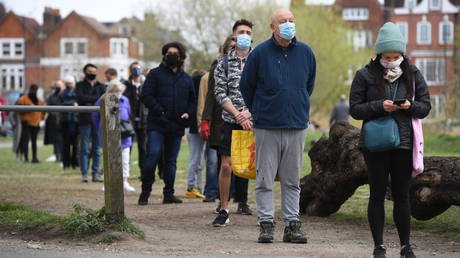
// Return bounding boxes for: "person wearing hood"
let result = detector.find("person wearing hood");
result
[17,84,46,163]
[138,41,196,205]
[349,22,431,258]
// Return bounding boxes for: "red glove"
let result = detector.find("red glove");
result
[200,120,210,141]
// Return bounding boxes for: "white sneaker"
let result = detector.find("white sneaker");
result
[102,185,105,191]
[123,182,135,192]
[45,155,56,162]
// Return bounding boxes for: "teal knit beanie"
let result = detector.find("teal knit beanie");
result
[374,22,406,55]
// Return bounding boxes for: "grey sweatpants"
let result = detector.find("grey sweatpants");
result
[254,128,307,226]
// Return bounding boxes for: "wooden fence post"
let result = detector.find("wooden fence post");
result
[100,93,124,222]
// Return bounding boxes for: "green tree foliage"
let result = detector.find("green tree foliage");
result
[137,12,184,63]
[292,5,372,119]
[150,0,279,72]
[0,2,6,20]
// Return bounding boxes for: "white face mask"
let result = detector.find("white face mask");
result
[380,56,404,69]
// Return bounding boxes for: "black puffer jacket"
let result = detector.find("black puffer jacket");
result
[350,63,431,150]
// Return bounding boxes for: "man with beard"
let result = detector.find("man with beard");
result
[138,42,196,205]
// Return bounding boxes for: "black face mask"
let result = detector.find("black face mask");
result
[85,73,96,81]
[164,54,180,68]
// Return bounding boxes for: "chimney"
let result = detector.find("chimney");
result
[43,7,61,30]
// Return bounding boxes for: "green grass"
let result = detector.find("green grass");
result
[0,131,458,242]
[0,202,62,229]
[299,132,460,240]
[424,133,460,154]
[0,202,144,240]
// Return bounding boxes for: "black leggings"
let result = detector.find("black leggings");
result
[362,149,412,247]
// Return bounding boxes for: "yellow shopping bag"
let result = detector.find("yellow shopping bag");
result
[231,130,256,179]
[231,130,279,181]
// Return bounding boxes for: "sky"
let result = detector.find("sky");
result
[2,0,155,23]
[2,0,291,24]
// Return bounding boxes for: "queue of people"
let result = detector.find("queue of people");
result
[3,8,432,257]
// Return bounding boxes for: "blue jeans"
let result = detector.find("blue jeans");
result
[142,130,182,195]
[79,124,101,176]
[203,143,219,198]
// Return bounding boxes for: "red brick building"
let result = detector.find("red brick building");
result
[332,0,459,121]
[335,0,384,51]
[383,0,458,120]
[0,11,40,92]
[39,10,143,88]
[0,8,143,92]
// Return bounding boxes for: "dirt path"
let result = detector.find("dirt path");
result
[0,180,458,257]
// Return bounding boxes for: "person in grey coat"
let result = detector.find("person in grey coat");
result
[349,22,431,258]
[329,94,349,127]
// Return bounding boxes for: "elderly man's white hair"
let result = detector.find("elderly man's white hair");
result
[106,79,126,93]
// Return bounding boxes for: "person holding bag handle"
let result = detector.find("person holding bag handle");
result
[349,22,431,258]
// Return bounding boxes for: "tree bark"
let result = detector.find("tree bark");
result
[300,121,460,220]
[410,156,460,220]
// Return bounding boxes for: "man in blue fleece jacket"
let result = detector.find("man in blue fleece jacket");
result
[240,9,316,244]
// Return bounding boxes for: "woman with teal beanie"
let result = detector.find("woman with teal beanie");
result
[349,22,431,258]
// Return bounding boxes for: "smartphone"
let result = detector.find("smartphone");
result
[393,99,406,106]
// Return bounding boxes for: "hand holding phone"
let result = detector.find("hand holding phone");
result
[393,99,406,106]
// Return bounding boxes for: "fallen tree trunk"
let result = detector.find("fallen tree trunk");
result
[410,156,460,220]
[299,121,460,220]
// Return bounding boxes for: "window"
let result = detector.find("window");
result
[417,16,431,45]
[10,75,14,89]
[110,38,129,57]
[61,38,88,56]
[14,43,22,55]
[348,30,373,51]
[0,65,24,91]
[119,24,131,35]
[0,39,24,58]
[64,42,73,55]
[342,8,369,21]
[416,58,445,85]
[77,42,86,55]
[60,66,82,82]
[430,0,441,10]
[2,43,10,56]
[396,22,408,43]
[439,16,454,45]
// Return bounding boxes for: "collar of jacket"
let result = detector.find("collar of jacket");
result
[160,62,184,75]
[228,46,252,61]
[270,34,297,50]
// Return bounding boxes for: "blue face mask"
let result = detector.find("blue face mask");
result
[115,93,122,99]
[279,22,296,40]
[132,68,142,77]
[236,34,251,50]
